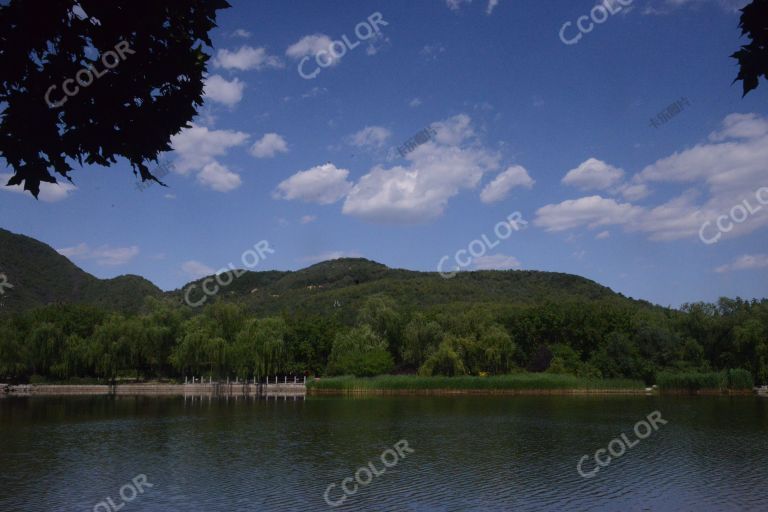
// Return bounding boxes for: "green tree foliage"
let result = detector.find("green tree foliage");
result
[0,293,767,386]
[0,0,230,197]
[732,0,768,96]
[418,340,466,377]
[401,315,444,368]
[327,325,394,377]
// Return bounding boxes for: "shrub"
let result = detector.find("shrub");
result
[656,371,724,391]
[725,368,754,390]
[327,325,394,377]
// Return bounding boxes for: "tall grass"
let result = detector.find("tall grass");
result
[656,369,754,391]
[307,374,644,392]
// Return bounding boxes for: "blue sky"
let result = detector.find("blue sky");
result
[1,0,767,307]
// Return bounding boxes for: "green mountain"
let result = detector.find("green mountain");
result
[0,228,162,313]
[170,258,646,318]
[0,227,648,316]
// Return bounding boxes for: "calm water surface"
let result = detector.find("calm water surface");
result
[1,395,767,512]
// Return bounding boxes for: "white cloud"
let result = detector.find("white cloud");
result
[298,250,362,264]
[430,114,474,145]
[57,243,139,266]
[300,215,317,224]
[343,115,500,223]
[213,46,283,71]
[633,112,768,241]
[715,254,768,273]
[196,162,241,192]
[203,75,245,107]
[708,113,768,142]
[286,34,339,65]
[347,126,392,148]
[273,163,353,204]
[535,114,768,242]
[419,44,446,61]
[535,196,642,232]
[232,29,251,38]
[250,133,288,158]
[182,260,215,279]
[364,30,391,56]
[409,98,422,108]
[617,182,651,201]
[480,165,535,203]
[169,124,248,192]
[644,0,750,15]
[0,173,77,202]
[57,243,90,258]
[473,254,521,270]
[446,0,472,10]
[486,0,499,14]
[562,158,625,191]
[596,230,611,240]
[170,124,249,174]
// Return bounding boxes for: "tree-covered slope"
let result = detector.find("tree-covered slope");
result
[169,258,648,318]
[0,228,161,313]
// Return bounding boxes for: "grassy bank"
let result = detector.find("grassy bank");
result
[307,374,645,394]
[656,369,754,393]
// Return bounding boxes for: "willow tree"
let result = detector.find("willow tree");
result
[233,318,287,380]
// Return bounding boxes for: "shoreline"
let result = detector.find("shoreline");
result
[307,388,757,396]
[0,382,306,397]
[1,383,759,398]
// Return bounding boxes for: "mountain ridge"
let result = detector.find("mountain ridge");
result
[0,227,650,315]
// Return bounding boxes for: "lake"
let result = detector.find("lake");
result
[1,395,767,511]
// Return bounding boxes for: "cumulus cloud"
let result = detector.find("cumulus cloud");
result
[536,113,768,243]
[57,243,139,266]
[196,162,241,192]
[715,254,768,273]
[231,29,251,38]
[430,113,475,145]
[347,126,392,148]
[213,46,284,71]
[535,196,642,232]
[286,34,339,65]
[473,254,521,270]
[486,0,499,14]
[272,115,522,223]
[273,163,353,204]
[480,165,535,203]
[562,158,625,191]
[1,173,76,202]
[250,133,288,158]
[170,124,249,192]
[343,115,500,223]
[171,124,249,174]
[203,75,245,107]
[182,260,215,279]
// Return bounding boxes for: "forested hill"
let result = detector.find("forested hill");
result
[169,258,650,318]
[0,228,161,313]
[0,227,649,316]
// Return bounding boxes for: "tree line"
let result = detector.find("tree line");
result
[0,296,765,384]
